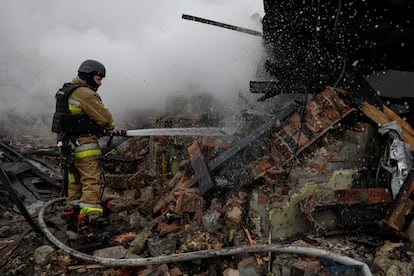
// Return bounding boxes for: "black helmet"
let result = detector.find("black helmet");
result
[78,59,106,77]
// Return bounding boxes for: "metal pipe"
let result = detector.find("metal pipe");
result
[38,197,372,275]
[182,14,262,37]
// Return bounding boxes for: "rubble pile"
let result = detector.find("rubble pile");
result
[1,88,414,275]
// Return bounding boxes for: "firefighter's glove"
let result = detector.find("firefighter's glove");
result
[105,121,115,131]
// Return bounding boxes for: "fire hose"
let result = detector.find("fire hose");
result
[38,197,372,275]
[107,127,231,137]
[104,127,232,148]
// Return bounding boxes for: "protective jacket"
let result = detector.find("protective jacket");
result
[66,77,114,143]
[52,77,114,144]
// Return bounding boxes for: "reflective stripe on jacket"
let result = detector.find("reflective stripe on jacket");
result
[68,98,82,112]
[74,142,101,158]
[69,77,115,146]
[70,77,114,131]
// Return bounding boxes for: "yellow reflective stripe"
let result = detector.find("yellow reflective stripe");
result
[68,98,81,112]
[68,104,82,112]
[75,143,99,152]
[74,148,101,158]
[79,207,103,215]
[68,172,75,183]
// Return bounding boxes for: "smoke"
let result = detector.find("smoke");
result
[0,0,264,135]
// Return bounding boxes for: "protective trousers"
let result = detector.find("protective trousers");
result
[67,145,104,205]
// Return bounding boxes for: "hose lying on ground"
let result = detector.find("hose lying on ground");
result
[38,197,372,276]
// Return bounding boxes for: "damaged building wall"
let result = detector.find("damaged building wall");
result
[269,169,357,239]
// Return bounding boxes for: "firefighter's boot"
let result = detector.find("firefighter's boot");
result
[77,204,104,236]
[62,202,80,231]
[62,205,75,220]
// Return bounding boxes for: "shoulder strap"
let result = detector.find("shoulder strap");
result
[55,83,87,113]
[61,82,87,95]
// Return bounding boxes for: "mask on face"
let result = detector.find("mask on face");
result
[78,72,99,91]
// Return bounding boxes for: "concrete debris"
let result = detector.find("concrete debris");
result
[202,208,222,234]
[237,256,263,276]
[93,245,128,259]
[2,88,414,275]
[178,231,222,253]
[223,268,240,276]
[373,241,414,275]
[33,245,55,265]
[127,232,149,255]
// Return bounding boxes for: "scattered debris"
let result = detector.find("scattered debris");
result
[2,85,414,275]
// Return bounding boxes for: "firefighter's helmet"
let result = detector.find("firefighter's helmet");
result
[78,59,106,77]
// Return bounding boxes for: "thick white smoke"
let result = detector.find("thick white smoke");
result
[0,1,264,135]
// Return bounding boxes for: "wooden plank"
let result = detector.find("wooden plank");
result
[361,101,414,148]
[0,141,60,188]
[242,225,263,265]
[0,229,30,268]
[0,164,41,233]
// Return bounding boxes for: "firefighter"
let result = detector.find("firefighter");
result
[52,59,115,222]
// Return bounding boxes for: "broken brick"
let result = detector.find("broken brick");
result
[226,206,243,224]
[157,222,181,234]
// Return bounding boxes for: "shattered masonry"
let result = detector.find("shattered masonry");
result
[101,87,414,274]
[2,85,414,274]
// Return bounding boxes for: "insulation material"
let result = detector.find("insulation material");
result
[379,121,413,197]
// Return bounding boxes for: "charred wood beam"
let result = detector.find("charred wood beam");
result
[208,104,296,171]
[0,141,60,188]
[0,228,31,268]
[0,162,42,234]
[250,81,283,94]
[250,80,311,101]
[7,177,39,203]
[1,162,31,175]
[250,81,299,102]
[19,176,41,201]
[188,142,215,196]
[23,148,60,157]
[182,14,263,37]
[381,170,414,235]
